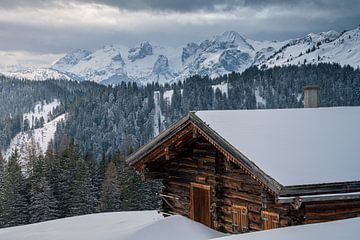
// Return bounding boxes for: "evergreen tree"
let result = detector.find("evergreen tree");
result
[98,161,121,212]
[68,158,95,216]
[3,150,30,227]
[29,177,58,223]
[29,155,58,223]
[84,152,99,211]
[49,143,75,217]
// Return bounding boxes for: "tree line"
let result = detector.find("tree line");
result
[0,138,161,228]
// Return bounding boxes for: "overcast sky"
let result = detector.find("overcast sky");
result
[0,0,359,69]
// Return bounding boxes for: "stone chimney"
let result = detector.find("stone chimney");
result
[304,85,320,108]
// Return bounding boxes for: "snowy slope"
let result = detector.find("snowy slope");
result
[5,114,66,161]
[0,211,225,240]
[163,90,174,104]
[1,68,74,81]
[214,217,360,240]
[52,48,91,72]
[54,43,182,85]
[153,91,165,136]
[23,99,61,129]
[3,26,360,84]
[212,82,229,97]
[179,31,257,80]
[262,29,360,68]
[4,99,66,161]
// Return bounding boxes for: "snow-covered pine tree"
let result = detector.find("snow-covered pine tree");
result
[98,161,121,212]
[3,150,30,227]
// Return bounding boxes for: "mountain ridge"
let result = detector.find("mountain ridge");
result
[2,26,360,84]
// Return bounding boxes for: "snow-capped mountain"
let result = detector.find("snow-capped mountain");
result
[52,48,91,72]
[3,26,360,84]
[1,67,75,81]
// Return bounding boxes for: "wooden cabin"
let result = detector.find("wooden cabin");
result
[126,106,360,233]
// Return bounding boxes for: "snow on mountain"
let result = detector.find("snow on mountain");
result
[4,99,66,163]
[143,55,177,84]
[52,48,91,72]
[179,31,256,80]
[3,26,360,84]
[65,45,129,84]
[128,41,153,62]
[1,67,74,81]
[262,29,360,68]
[0,211,224,240]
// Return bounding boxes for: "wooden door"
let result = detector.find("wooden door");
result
[261,211,279,230]
[232,205,248,233]
[190,183,211,227]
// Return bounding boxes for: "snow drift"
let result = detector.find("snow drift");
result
[0,211,225,240]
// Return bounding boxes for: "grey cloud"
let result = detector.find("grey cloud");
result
[0,0,359,60]
[0,0,359,12]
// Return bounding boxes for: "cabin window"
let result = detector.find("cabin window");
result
[232,205,248,233]
[261,211,279,230]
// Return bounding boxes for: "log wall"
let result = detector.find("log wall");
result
[145,135,360,233]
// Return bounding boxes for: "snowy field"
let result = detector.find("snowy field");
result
[214,217,360,240]
[0,211,359,240]
[0,211,224,240]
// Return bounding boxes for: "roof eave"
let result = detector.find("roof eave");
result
[126,113,191,166]
[279,181,360,197]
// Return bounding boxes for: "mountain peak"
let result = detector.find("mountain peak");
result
[215,31,246,43]
[52,48,91,72]
[307,30,339,43]
[128,41,153,62]
[213,30,254,51]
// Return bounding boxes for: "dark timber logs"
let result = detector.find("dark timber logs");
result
[128,116,360,234]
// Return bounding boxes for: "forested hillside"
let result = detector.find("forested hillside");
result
[1,63,360,158]
[54,63,360,159]
[1,63,360,228]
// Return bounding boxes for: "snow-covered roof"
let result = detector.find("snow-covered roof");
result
[195,107,360,186]
[213,217,360,240]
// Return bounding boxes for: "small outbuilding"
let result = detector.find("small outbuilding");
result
[127,103,360,233]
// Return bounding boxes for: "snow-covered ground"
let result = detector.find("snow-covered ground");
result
[1,210,358,240]
[163,89,174,105]
[212,82,229,97]
[0,211,225,240]
[23,99,61,129]
[5,114,66,160]
[4,99,66,161]
[214,217,360,240]
[153,91,165,136]
[254,88,266,107]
